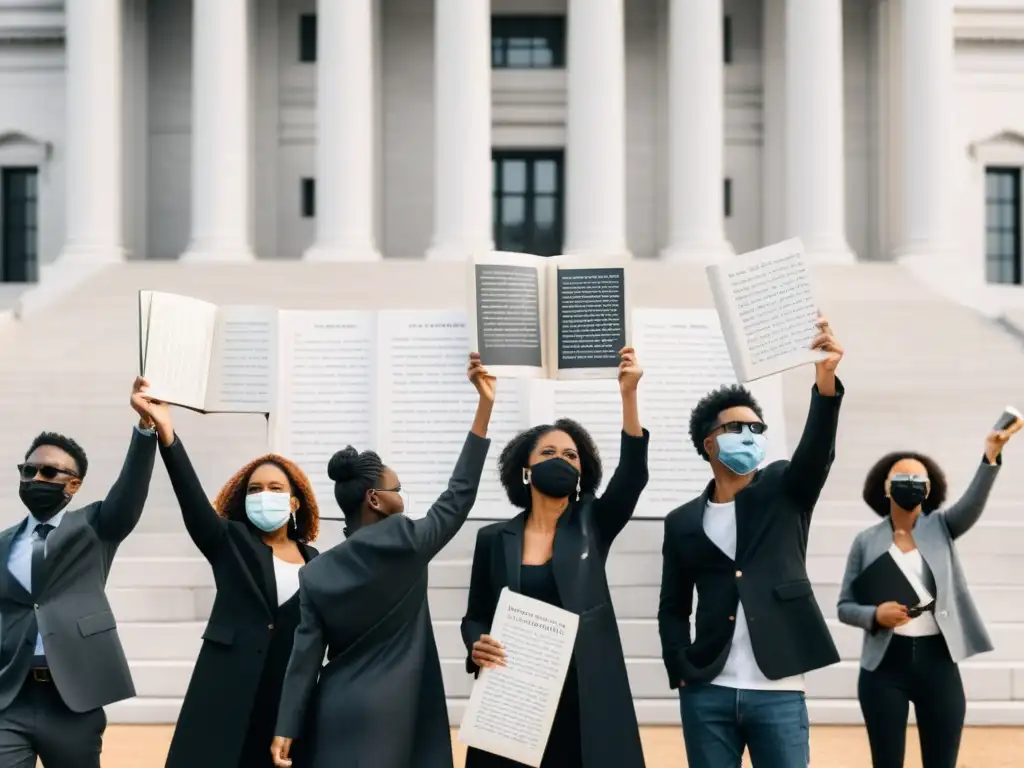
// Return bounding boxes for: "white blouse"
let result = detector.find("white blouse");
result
[888,545,941,637]
[273,557,303,606]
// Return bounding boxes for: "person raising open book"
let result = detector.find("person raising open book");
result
[837,413,1021,768]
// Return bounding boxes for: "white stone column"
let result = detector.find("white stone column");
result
[304,0,379,261]
[182,0,254,261]
[662,0,732,262]
[427,0,492,261]
[59,0,124,263]
[785,0,854,262]
[897,0,954,259]
[565,0,627,255]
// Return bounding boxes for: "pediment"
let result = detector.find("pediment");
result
[0,130,52,165]
[968,130,1024,163]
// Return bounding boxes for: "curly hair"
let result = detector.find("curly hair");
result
[213,454,320,542]
[498,418,602,510]
[688,384,765,461]
[26,432,89,478]
[862,451,948,518]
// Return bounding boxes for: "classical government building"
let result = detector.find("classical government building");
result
[0,0,1021,289]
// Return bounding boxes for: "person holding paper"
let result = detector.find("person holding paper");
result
[460,347,648,768]
[130,395,322,768]
[0,377,157,768]
[269,353,495,768]
[658,317,843,768]
[837,419,1020,768]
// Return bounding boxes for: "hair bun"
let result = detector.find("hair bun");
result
[328,446,360,482]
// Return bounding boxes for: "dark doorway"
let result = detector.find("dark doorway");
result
[1,167,38,282]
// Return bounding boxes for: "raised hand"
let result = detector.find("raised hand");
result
[985,416,1022,464]
[130,377,155,429]
[810,314,843,373]
[270,736,293,767]
[617,346,643,393]
[467,352,496,402]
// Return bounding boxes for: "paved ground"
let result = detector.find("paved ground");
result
[95,725,1024,767]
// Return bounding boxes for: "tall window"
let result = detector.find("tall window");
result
[299,14,317,62]
[493,151,564,256]
[1,168,38,282]
[724,16,733,64]
[985,167,1021,285]
[301,178,315,218]
[491,16,566,69]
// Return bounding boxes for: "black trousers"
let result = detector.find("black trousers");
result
[0,672,106,768]
[858,634,965,768]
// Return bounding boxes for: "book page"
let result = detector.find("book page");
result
[549,258,629,381]
[140,291,218,411]
[632,309,788,516]
[138,290,153,373]
[270,311,376,510]
[376,310,529,520]
[706,238,826,382]
[458,588,580,768]
[468,252,548,379]
[204,306,277,413]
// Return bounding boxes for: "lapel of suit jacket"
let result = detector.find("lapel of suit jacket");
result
[502,513,526,594]
[0,520,30,605]
[910,514,947,591]
[239,529,277,614]
[550,503,586,612]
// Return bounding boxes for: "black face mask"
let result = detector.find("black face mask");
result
[890,480,928,512]
[19,480,72,522]
[529,458,580,500]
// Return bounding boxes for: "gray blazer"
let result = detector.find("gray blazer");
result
[837,459,1000,671]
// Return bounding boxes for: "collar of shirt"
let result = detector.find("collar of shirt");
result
[25,508,68,536]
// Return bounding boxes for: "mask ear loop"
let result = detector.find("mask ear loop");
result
[522,468,531,485]
[576,477,581,502]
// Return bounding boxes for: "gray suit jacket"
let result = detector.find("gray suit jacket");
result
[0,427,157,712]
[837,459,1001,671]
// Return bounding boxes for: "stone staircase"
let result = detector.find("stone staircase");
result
[1,260,1023,726]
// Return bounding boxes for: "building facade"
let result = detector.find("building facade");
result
[0,0,1023,292]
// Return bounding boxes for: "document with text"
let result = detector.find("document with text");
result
[458,588,580,767]
[706,238,827,382]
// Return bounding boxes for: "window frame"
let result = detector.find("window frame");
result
[984,166,1022,285]
[491,15,566,70]
[299,13,317,63]
[301,177,315,219]
[1,166,39,283]
[492,149,565,257]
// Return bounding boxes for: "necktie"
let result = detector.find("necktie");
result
[31,523,54,600]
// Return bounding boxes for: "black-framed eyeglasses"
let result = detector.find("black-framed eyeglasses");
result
[370,485,402,494]
[712,421,767,436]
[18,463,78,482]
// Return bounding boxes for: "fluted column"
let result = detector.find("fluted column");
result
[304,0,380,261]
[785,0,854,262]
[661,0,732,263]
[426,0,492,261]
[181,0,254,261]
[565,0,627,255]
[59,0,124,263]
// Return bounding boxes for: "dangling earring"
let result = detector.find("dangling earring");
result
[522,468,531,485]
[575,477,581,502]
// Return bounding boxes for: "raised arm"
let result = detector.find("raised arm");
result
[461,528,499,675]
[657,516,696,689]
[836,533,878,632]
[273,579,327,764]
[592,347,649,544]
[159,435,229,559]
[941,421,1019,539]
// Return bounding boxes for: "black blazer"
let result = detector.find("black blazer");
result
[658,381,844,688]
[461,430,650,768]
[160,437,318,768]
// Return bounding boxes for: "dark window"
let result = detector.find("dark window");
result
[1,167,38,283]
[491,16,566,69]
[985,167,1021,284]
[299,14,317,63]
[301,178,315,218]
[724,16,733,64]
[493,150,564,256]
[724,178,732,218]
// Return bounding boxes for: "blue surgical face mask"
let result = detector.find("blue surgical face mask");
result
[714,429,767,476]
[245,491,293,532]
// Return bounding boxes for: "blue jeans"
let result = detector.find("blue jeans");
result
[679,684,809,768]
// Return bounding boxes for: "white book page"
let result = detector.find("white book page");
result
[375,310,529,520]
[141,292,218,411]
[468,252,549,380]
[204,306,277,413]
[706,238,826,382]
[138,290,153,373]
[270,311,376,511]
[458,588,580,768]
[633,309,788,515]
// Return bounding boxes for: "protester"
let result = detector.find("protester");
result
[658,316,843,768]
[270,353,494,768]
[837,418,1020,768]
[135,394,321,768]
[460,347,648,768]
[0,376,157,768]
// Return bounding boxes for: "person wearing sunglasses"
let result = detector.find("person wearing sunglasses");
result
[0,376,158,768]
[837,419,1020,768]
[658,316,844,768]
[270,353,495,768]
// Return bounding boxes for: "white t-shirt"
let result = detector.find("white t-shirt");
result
[889,545,941,637]
[273,557,303,606]
[703,500,805,692]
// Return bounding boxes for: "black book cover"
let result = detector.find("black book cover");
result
[851,551,920,607]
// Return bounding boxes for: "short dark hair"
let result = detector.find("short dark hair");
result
[328,446,385,519]
[498,419,602,510]
[688,385,764,461]
[26,432,88,478]
[862,451,948,517]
